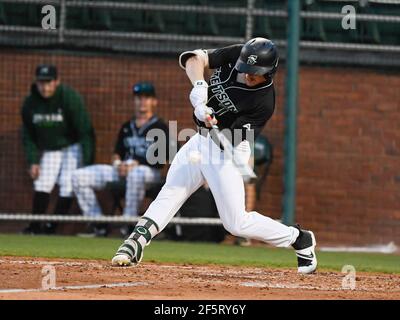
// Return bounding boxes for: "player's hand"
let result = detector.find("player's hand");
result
[29,164,40,180]
[205,113,218,128]
[190,80,208,109]
[118,160,138,177]
[194,104,215,122]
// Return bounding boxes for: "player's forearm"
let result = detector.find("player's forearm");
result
[22,126,40,165]
[79,132,95,165]
[69,102,95,165]
[185,55,206,85]
[23,145,39,165]
[82,141,94,165]
[185,52,215,123]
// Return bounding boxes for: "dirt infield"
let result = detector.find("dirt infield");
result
[0,257,399,300]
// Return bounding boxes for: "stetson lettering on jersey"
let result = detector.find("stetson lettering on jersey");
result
[210,84,237,114]
[193,44,275,142]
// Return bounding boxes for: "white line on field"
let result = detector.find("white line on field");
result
[0,281,148,294]
[239,281,400,292]
[242,281,339,290]
[240,281,348,291]
[0,259,104,267]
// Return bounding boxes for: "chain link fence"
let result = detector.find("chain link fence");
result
[0,0,399,244]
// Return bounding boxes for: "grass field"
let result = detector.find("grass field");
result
[0,234,399,274]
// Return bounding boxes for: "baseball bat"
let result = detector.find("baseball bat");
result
[209,122,257,183]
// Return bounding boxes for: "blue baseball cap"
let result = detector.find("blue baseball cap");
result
[132,82,156,97]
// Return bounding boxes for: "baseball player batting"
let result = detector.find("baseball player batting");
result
[112,37,317,274]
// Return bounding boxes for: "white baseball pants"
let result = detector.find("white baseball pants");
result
[72,164,161,217]
[34,143,82,197]
[144,133,299,248]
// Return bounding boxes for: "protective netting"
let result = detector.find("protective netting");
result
[0,0,399,245]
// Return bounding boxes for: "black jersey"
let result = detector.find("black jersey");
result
[185,44,275,144]
[114,115,169,168]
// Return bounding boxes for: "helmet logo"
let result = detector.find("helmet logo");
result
[247,55,258,65]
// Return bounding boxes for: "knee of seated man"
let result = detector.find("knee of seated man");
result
[71,170,79,187]
[71,168,86,188]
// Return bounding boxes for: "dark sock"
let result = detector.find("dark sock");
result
[53,197,73,215]
[32,191,50,214]
[29,192,50,233]
[44,197,73,234]
[292,226,312,250]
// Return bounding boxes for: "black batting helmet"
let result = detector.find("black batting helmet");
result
[234,37,279,77]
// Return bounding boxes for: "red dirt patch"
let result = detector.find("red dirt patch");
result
[0,257,399,300]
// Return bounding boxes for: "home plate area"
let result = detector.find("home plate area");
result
[0,257,399,300]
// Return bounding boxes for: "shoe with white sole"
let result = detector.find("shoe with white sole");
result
[292,225,317,274]
[111,239,143,267]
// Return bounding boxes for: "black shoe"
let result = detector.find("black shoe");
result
[94,223,109,237]
[22,223,42,235]
[234,237,252,247]
[42,222,57,235]
[78,223,108,237]
[292,225,317,274]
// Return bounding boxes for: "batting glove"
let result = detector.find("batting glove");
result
[194,104,214,122]
[190,80,208,109]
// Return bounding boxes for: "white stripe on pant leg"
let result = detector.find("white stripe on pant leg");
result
[201,135,298,248]
[58,143,82,197]
[34,150,63,193]
[72,165,118,217]
[123,165,161,217]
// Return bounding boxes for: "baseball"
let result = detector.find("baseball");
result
[188,150,201,164]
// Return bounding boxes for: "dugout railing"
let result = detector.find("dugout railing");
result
[0,214,227,225]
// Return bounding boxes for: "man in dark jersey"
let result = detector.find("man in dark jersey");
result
[112,38,317,274]
[72,82,169,233]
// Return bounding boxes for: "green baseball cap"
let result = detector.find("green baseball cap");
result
[36,64,58,81]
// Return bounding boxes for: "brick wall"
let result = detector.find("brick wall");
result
[0,49,399,246]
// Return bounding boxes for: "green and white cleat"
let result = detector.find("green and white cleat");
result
[111,254,132,267]
[111,239,143,267]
